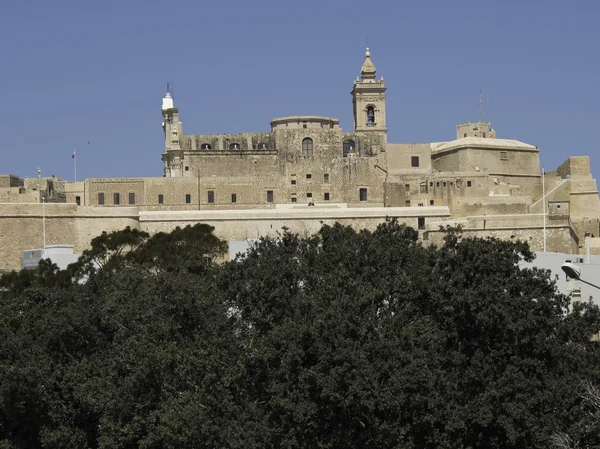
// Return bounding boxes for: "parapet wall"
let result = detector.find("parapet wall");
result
[0,204,140,271]
[557,156,591,178]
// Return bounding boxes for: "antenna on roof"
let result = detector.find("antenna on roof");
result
[478,90,483,123]
[487,91,491,126]
[166,81,170,94]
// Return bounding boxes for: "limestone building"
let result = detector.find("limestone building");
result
[1,48,600,271]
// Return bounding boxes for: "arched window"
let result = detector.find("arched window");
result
[302,138,313,156]
[229,143,240,150]
[366,106,375,126]
[257,142,268,150]
[343,139,356,157]
[200,143,212,150]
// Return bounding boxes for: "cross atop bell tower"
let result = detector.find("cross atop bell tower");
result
[351,48,387,135]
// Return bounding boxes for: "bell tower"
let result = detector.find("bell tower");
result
[351,48,387,136]
[161,90,183,177]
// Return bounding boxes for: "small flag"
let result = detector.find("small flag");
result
[72,151,76,159]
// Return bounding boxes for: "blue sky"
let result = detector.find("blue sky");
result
[1,0,599,181]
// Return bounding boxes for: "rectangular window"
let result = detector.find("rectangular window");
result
[306,174,312,180]
[98,193,104,205]
[467,181,472,187]
[324,173,329,183]
[158,194,164,204]
[411,156,420,168]
[418,217,425,230]
[291,197,297,203]
[185,194,191,204]
[405,184,410,193]
[324,192,330,201]
[266,190,274,203]
[429,182,433,187]
[436,182,440,187]
[405,200,410,207]
[113,193,120,205]
[291,179,297,185]
[75,196,81,206]
[208,191,215,203]
[307,192,313,198]
[429,199,434,206]
[232,193,237,203]
[129,192,135,205]
[443,182,447,187]
[359,188,368,202]
[185,166,189,171]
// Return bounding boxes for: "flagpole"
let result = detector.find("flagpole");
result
[542,166,546,252]
[74,150,77,182]
[42,196,46,258]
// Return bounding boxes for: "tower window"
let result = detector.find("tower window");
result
[208,191,215,203]
[411,156,420,167]
[98,193,104,205]
[229,143,240,150]
[291,179,296,185]
[185,194,191,204]
[430,200,434,206]
[75,196,81,206]
[185,166,189,171]
[257,142,268,150]
[200,143,212,150]
[306,174,312,180]
[129,192,135,205]
[158,194,164,204]
[359,188,368,202]
[324,173,329,183]
[302,138,313,156]
[405,184,410,192]
[324,192,330,201]
[113,193,120,205]
[418,217,425,230]
[291,196,297,203]
[467,181,472,187]
[343,139,356,157]
[266,190,274,203]
[366,106,375,126]
[232,193,237,203]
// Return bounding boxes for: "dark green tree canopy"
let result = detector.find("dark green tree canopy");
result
[1,220,599,449]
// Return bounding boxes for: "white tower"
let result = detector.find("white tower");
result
[161,91,183,177]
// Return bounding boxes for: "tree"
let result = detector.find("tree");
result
[130,223,227,275]
[1,220,599,449]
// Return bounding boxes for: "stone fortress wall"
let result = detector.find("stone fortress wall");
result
[2,48,600,271]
